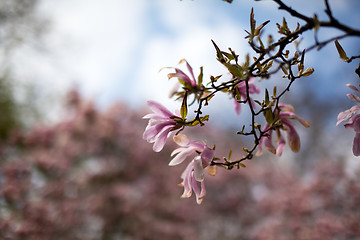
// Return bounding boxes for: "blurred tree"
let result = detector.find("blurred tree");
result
[0,0,47,140]
[1,90,359,240]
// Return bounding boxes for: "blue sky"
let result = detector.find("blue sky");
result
[15,0,359,125]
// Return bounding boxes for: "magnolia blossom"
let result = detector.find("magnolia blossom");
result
[257,104,310,156]
[337,84,360,156]
[167,59,197,88]
[234,78,260,115]
[143,101,180,152]
[170,134,215,204]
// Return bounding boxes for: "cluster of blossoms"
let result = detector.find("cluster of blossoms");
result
[143,60,311,204]
[337,83,360,156]
[143,99,215,204]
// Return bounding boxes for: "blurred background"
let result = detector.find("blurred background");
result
[0,0,360,239]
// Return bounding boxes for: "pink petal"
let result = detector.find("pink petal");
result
[276,134,286,156]
[191,172,201,197]
[181,162,194,198]
[143,121,172,142]
[352,114,360,132]
[142,113,169,120]
[169,147,196,166]
[196,181,206,205]
[147,100,174,118]
[179,59,196,86]
[234,99,241,115]
[200,147,214,165]
[279,104,295,113]
[283,120,300,153]
[248,83,260,94]
[264,130,276,154]
[169,69,195,87]
[353,133,360,156]
[152,126,172,152]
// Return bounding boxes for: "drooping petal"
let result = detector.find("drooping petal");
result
[263,130,276,154]
[265,136,276,154]
[190,172,202,199]
[352,114,360,132]
[181,162,193,198]
[256,125,270,156]
[152,125,173,152]
[234,99,242,115]
[276,134,286,156]
[256,141,264,156]
[353,133,360,156]
[196,181,206,205]
[248,83,260,94]
[283,120,300,153]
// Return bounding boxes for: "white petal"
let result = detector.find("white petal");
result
[193,156,205,182]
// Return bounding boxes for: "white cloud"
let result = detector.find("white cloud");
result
[37,0,148,97]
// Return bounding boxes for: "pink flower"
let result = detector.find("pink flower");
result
[257,104,310,156]
[234,78,260,115]
[143,101,181,152]
[167,59,197,88]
